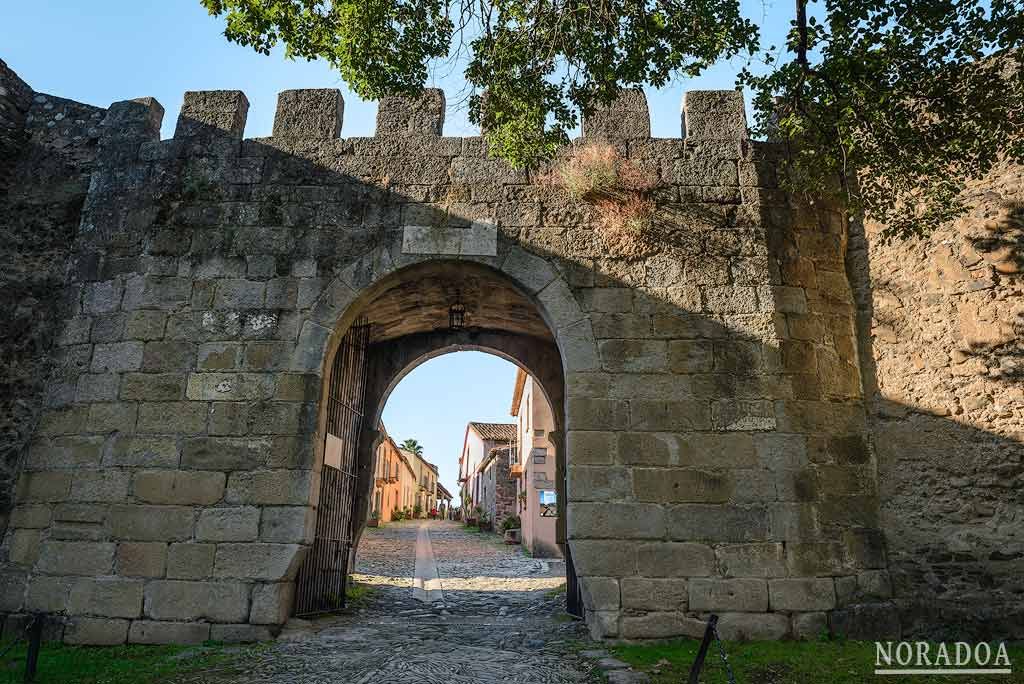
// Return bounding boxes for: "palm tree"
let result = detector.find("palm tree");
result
[400,439,423,457]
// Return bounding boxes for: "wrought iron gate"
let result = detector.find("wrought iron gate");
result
[293,320,370,616]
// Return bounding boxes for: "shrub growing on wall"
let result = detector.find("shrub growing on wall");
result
[550,142,659,259]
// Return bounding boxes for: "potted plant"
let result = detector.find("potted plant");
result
[367,509,380,527]
[413,503,423,519]
[478,511,493,532]
[501,514,521,544]
[392,508,404,521]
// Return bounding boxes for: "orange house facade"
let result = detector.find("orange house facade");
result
[372,428,414,522]
[372,426,440,521]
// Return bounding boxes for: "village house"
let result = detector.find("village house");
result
[405,451,438,518]
[477,444,517,528]
[435,482,454,518]
[457,422,516,525]
[371,428,415,522]
[510,370,561,558]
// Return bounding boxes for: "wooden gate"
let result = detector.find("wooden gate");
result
[293,320,370,616]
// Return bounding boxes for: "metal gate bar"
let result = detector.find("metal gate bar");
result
[294,319,370,616]
[565,544,585,619]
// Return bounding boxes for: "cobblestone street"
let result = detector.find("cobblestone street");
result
[176,521,594,683]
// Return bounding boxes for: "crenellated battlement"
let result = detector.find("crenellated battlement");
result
[100,86,750,147]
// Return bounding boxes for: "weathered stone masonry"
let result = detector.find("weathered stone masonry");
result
[0,56,1019,645]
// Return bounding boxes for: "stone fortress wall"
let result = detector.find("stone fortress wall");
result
[0,56,1019,644]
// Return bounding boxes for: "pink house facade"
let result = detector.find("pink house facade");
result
[510,370,561,558]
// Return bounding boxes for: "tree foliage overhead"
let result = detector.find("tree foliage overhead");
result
[201,0,1023,237]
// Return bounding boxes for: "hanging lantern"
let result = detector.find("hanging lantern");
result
[449,302,466,331]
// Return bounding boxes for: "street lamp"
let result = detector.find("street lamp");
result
[449,302,466,331]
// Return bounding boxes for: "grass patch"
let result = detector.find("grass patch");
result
[546,582,567,599]
[609,639,1024,684]
[0,640,261,684]
[345,580,376,606]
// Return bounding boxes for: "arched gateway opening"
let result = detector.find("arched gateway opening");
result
[292,259,584,619]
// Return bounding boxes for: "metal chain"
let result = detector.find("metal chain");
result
[712,622,738,684]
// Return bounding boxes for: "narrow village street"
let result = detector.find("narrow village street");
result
[177,520,595,683]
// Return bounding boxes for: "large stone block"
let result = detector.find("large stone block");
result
[273,89,343,139]
[259,506,314,543]
[109,505,194,541]
[25,576,73,613]
[25,437,103,470]
[250,581,294,624]
[90,342,144,373]
[376,88,444,136]
[689,578,768,612]
[70,469,131,503]
[136,402,207,434]
[598,340,667,372]
[0,571,27,612]
[128,620,211,645]
[621,578,688,611]
[68,578,143,618]
[224,470,312,506]
[682,90,748,139]
[182,437,270,470]
[197,506,261,542]
[210,624,276,643]
[37,541,115,576]
[144,580,250,623]
[716,543,787,578]
[567,466,632,502]
[105,436,180,468]
[829,602,900,639]
[64,617,129,645]
[119,373,186,401]
[637,542,715,577]
[186,373,276,401]
[620,613,706,639]
[769,578,836,611]
[580,577,621,612]
[175,90,248,139]
[715,612,790,641]
[667,504,769,542]
[167,543,216,580]
[633,468,734,503]
[566,431,617,465]
[568,502,665,540]
[16,471,72,502]
[213,543,306,581]
[628,400,712,432]
[116,541,167,577]
[569,540,638,576]
[582,89,650,139]
[133,470,226,505]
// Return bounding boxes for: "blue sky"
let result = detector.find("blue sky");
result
[2,1,792,141]
[381,352,518,496]
[2,1,793,495]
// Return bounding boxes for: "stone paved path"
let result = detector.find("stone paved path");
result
[174,520,594,683]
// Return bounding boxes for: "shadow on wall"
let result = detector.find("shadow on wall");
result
[0,60,107,533]
[847,177,1024,640]
[1,78,1022,644]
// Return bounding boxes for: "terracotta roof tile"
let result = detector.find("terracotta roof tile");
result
[468,421,515,442]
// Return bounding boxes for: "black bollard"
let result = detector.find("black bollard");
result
[689,614,719,684]
[24,616,42,683]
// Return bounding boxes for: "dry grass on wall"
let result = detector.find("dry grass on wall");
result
[547,142,660,258]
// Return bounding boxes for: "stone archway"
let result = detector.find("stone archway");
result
[294,256,592,619]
